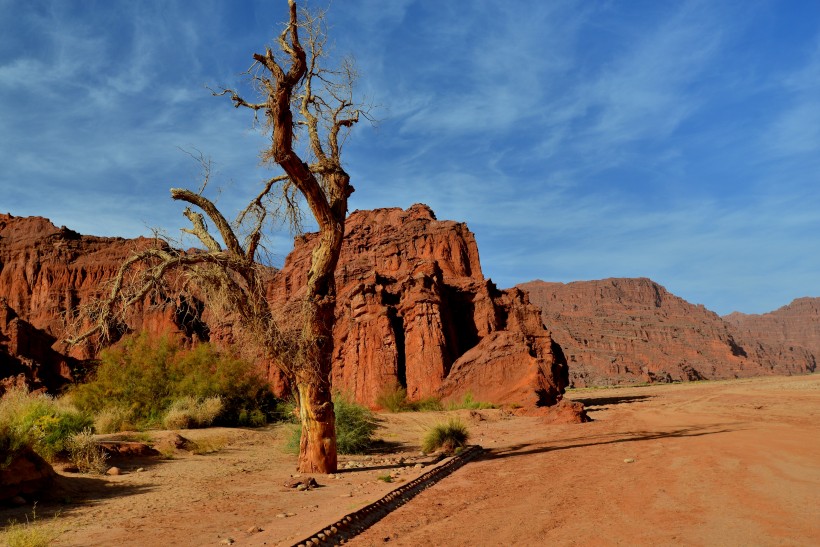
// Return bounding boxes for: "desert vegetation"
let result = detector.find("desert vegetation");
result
[69,332,279,432]
[0,387,94,468]
[287,393,379,455]
[421,418,470,455]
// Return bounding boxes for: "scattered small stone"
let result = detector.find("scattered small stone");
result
[106,466,121,476]
[11,496,26,506]
[247,525,263,533]
[276,513,288,518]
[135,467,145,473]
[414,463,424,469]
[624,458,635,463]
[220,538,235,545]
[327,473,336,479]
[296,484,308,491]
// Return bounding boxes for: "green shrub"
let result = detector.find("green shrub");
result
[284,394,379,455]
[334,394,378,454]
[376,384,443,413]
[422,418,469,454]
[71,332,279,430]
[0,386,93,464]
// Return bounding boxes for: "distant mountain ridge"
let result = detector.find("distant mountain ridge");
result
[519,278,816,387]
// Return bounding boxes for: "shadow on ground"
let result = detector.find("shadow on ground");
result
[573,394,654,408]
[480,424,741,462]
[0,468,159,529]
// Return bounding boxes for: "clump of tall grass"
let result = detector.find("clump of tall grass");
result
[162,396,224,430]
[66,428,108,474]
[2,505,62,547]
[421,418,470,454]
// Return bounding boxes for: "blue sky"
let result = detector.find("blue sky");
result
[1,1,818,315]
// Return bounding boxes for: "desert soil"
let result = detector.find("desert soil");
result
[2,374,818,546]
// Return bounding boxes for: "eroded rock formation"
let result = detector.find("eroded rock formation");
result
[0,208,569,408]
[270,204,569,407]
[520,278,817,387]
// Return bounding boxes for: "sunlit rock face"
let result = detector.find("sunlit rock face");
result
[271,204,569,407]
[520,278,817,387]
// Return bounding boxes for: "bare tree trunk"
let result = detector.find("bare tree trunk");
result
[296,198,345,472]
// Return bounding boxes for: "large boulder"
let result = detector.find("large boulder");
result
[0,448,55,502]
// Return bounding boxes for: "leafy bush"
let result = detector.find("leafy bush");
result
[0,386,93,464]
[376,384,443,413]
[284,394,379,455]
[334,394,379,454]
[71,332,279,430]
[422,418,470,454]
[66,428,109,474]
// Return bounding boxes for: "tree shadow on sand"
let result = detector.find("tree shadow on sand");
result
[480,423,742,462]
[0,468,159,528]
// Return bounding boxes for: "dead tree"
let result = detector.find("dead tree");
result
[68,0,365,473]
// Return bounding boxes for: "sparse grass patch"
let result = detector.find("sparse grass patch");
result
[188,433,230,455]
[377,474,393,483]
[422,418,470,455]
[376,384,443,413]
[3,506,61,547]
[446,393,496,411]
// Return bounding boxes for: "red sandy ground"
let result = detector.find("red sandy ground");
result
[2,374,818,546]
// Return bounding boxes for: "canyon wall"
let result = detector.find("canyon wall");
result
[520,278,816,387]
[725,298,820,357]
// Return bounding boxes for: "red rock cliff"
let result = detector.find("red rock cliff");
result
[520,278,816,387]
[271,204,569,407]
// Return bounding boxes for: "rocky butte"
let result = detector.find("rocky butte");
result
[0,208,572,413]
[269,204,570,409]
[520,278,817,387]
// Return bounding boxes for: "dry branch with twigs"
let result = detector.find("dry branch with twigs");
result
[66,1,370,473]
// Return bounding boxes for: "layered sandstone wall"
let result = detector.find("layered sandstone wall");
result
[520,278,816,387]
